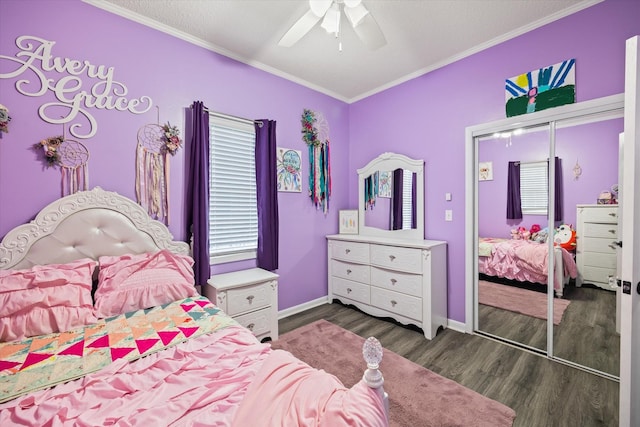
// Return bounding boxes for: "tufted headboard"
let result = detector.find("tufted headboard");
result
[0,187,190,270]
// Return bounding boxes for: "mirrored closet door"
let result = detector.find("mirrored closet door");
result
[476,123,551,352]
[467,95,624,379]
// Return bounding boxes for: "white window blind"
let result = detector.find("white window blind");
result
[209,116,258,262]
[520,161,548,215]
[401,169,413,229]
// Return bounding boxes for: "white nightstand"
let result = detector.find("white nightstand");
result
[204,268,279,342]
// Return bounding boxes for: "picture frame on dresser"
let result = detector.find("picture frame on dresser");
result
[339,209,359,234]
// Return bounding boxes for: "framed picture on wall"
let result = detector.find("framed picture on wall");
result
[479,161,493,181]
[339,210,358,234]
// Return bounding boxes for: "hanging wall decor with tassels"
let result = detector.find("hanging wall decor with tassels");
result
[301,109,331,214]
[135,108,182,225]
[33,127,89,197]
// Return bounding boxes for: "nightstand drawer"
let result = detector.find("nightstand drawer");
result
[226,282,271,315]
[234,307,271,337]
[581,237,617,254]
[583,252,617,269]
[583,222,617,238]
[579,206,618,223]
[331,259,370,284]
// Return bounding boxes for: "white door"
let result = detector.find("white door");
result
[619,35,640,427]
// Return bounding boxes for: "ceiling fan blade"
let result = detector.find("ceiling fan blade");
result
[309,0,332,17]
[352,13,386,50]
[278,9,323,47]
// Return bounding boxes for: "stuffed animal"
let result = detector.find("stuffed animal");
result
[554,224,577,250]
[532,227,548,243]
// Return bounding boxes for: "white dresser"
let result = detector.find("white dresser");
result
[326,234,447,339]
[204,268,279,342]
[576,204,619,290]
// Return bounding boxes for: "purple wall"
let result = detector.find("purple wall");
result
[0,0,351,311]
[348,0,639,322]
[1,0,639,323]
[478,118,622,238]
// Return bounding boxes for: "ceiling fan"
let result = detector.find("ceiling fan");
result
[278,0,386,50]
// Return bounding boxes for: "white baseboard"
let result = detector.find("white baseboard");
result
[447,319,468,333]
[278,296,329,320]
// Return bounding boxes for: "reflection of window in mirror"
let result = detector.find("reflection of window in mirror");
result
[401,169,413,229]
[520,161,548,215]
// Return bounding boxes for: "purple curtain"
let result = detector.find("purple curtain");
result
[554,157,563,222]
[255,120,279,271]
[411,172,417,229]
[185,101,210,286]
[506,161,522,220]
[392,168,403,230]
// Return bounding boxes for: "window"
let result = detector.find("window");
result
[401,169,413,229]
[520,161,548,215]
[209,115,258,264]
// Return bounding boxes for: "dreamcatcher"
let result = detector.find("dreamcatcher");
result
[33,126,89,196]
[301,109,331,214]
[135,108,182,225]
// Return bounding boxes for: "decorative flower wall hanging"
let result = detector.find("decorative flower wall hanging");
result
[301,109,331,214]
[135,111,182,225]
[0,104,12,138]
[33,131,90,196]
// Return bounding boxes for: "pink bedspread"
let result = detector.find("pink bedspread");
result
[0,325,270,426]
[479,238,578,291]
[233,349,387,427]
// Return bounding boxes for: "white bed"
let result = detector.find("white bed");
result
[0,187,389,426]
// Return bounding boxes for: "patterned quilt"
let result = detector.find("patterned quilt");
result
[0,295,237,403]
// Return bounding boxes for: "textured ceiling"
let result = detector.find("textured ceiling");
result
[86,0,601,102]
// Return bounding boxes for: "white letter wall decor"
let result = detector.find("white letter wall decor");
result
[0,35,153,139]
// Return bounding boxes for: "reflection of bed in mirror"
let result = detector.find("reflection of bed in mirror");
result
[478,237,577,297]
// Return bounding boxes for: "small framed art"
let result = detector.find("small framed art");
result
[339,210,358,234]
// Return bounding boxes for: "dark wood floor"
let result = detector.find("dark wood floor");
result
[478,282,620,376]
[278,301,619,427]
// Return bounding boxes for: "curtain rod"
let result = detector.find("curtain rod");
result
[191,105,263,127]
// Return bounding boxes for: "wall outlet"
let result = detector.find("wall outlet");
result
[445,210,453,221]
[445,193,452,201]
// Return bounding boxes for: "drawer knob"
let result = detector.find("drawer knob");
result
[389,255,396,261]
[346,269,352,274]
[247,295,255,304]
[345,249,351,254]
[609,212,617,217]
[247,323,255,331]
[347,287,352,294]
[609,229,616,234]
[390,300,397,307]
[390,278,397,285]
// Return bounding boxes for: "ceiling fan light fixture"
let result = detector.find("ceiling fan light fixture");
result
[344,2,369,28]
[343,0,362,7]
[321,3,340,34]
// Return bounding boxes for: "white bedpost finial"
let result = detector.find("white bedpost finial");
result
[362,336,384,388]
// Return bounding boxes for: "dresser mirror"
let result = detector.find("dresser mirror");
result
[358,152,424,240]
[466,95,624,379]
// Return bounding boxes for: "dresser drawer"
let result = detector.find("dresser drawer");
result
[582,265,615,285]
[578,206,618,223]
[582,252,617,269]
[226,282,271,315]
[331,241,369,264]
[370,244,422,274]
[583,222,617,238]
[331,259,370,284]
[371,287,422,321]
[332,277,370,304]
[581,237,617,254]
[233,307,271,336]
[370,266,422,297]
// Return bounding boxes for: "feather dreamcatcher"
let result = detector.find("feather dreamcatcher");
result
[301,109,331,214]
[135,110,182,225]
[34,128,89,196]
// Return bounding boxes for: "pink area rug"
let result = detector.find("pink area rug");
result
[271,319,516,427]
[479,280,570,325]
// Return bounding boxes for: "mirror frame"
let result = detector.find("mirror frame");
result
[357,152,424,240]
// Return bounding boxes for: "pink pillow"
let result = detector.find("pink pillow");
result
[94,250,197,318]
[0,258,98,342]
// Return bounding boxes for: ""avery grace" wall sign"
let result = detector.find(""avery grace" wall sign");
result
[0,35,153,139]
